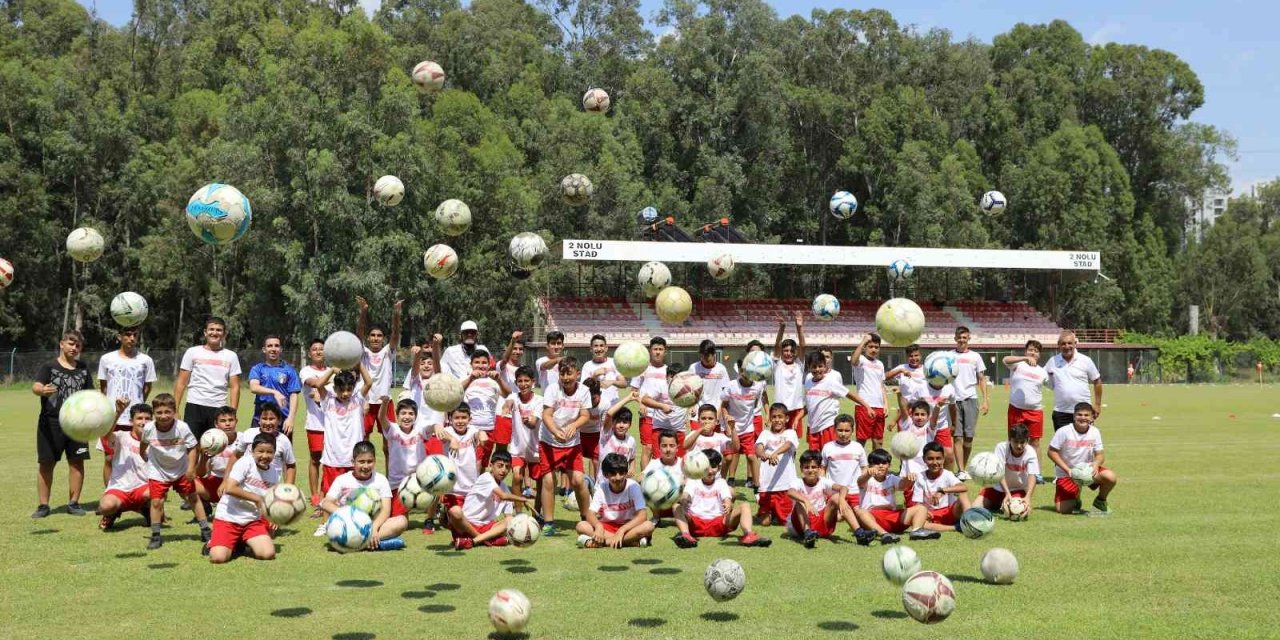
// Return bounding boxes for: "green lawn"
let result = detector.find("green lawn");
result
[3,383,1280,639]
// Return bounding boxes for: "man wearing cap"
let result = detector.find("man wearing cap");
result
[440,321,490,379]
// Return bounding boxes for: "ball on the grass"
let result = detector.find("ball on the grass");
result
[613,341,650,378]
[582,87,611,113]
[509,232,549,269]
[741,350,774,383]
[959,507,996,539]
[57,390,116,443]
[980,190,1007,214]
[641,467,680,510]
[560,173,594,206]
[66,227,105,263]
[707,253,735,281]
[347,486,382,516]
[882,545,922,585]
[655,286,692,324]
[325,505,373,553]
[889,431,921,459]
[966,451,1006,486]
[829,190,858,219]
[683,450,713,480]
[373,175,404,207]
[901,570,956,624]
[199,428,228,456]
[668,371,703,408]
[508,513,540,547]
[110,291,149,327]
[875,298,925,346]
[887,259,914,282]
[1005,496,1029,521]
[637,261,671,298]
[1070,462,1096,487]
[980,548,1019,584]
[811,293,840,321]
[264,483,308,525]
[185,183,252,245]
[323,331,363,370]
[397,475,435,512]
[423,243,459,279]
[0,257,13,289]
[489,588,531,633]
[411,60,445,92]
[434,199,471,236]
[704,558,746,602]
[422,373,464,412]
[923,351,958,388]
[415,454,458,496]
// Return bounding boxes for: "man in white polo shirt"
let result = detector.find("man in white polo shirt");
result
[1045,330,1102,429]
[174,316,242,440]
[949,326,988,480]
[440,320,489,380]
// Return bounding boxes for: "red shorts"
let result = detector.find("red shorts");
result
[199,475,223,498]
[511,455,529,469]
[868,507,908,533]
[461,520,497,538]
[306,431,324,454]
[442,493,465,512]
[1055,466,1107,503]
[752,415,763,437]
[933,427,953,447]
[787,409,805,435]
[424,436,444,456]
[531,443,583,481]
[639,417,656,450]
[104,486,150,512]
[321,465,352,494]
[601,521,623,534]
[148,477,197,501]
[580,432,601,461]
[689,515,730,538]
[855,406,887,442]
[389,488,409,518]
[980,487,1026,503]
[1008,406,1044,439]
[210,517,271,548]
[928,505,960,526]
[477,437,495,469]
[735,429,757,456]
[756,490,794,522]
[844,493,861,509]
[790,510,834,537]
[492,416,513,446]
[807,427,836,452]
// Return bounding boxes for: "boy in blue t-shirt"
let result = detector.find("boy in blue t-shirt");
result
[248,335,302,434]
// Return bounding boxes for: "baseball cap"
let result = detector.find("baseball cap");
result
[460,320,479,332]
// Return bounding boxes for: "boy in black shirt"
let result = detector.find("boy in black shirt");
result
[31,330,94,518]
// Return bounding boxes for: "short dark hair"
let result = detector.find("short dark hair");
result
[590,334,607,344]
[798,450,823,467]
[697,403,717,417]
[251,432,277,451]
[868,448,892,465]
[909,399,930,413]
[205,316,226,330]
[745,339,764,352]
[583,377,601,395]
[490,450,512,466]
[866,333,882,346]
[702,449,723,468]
[151,393,177,410]
[656,429,678,445]
[470,349,491,362]
[698,339,717,355]
[805,351,826,370]
[601,453,629,475]
[1025,339,1042,351]
[922,441,944,456]
[954,326,970,339]
[546,331,565,343]
[308,338,324,349]
[649,336,667,348]
[367,323,387,336]
[769,402,788,415]
[1073,402,1096,415]
[215,405,237,419]
[262,334,283,346]
[557,356,579,373]
[1008,423,1030,442]
[613,408,632,424]
[780,338,797,350]
[450,403,471,416]
[130,403,153,418]
[396,398,419,415]
[834,413,854,428]
[352,441,376,458]
[61,329,85,344]
[905,343,921,355]
[333,371,357,392]
[514,365,536,380]
[258,402,283,420]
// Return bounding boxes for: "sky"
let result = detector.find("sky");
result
[76,0,1279,194]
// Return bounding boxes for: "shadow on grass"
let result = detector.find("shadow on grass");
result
[435,551,464,558]
[418,604,456,614]
[336,579,383,588]
[270,607,312,618]
[631,558,663,565]
[147,563,178,570]
[426,544,454,552]
[487,633,530,640]
[506,566,537,574]
[499,558,531,566]
[401,591,435,599]
[949,574,1008,585]
[273,528,298,538]
[598,565,630,572]
[649,567,682,575]
[870,610,907,620]
[30,529,59,535]
[427,583,461,591]
[115,551,146,559]
[628,618,667,628]
[700,612,739,622]
[332,634,375,640]
[817,621,859,631]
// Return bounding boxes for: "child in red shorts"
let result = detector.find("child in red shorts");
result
[536,357,592,535]
[208,433,279,563]
[194,406,240,511]
[499,366,542,512]
[981,424,1039,516]
[674,449,769,548]
[787,450,859,548]
[755,403,798,526]
[447,451,535,550]
[629,337,669,470]
[1049,403,1118,515]
[912,442,970,533]
[721,361,767,489]
[140,393,207,550]
[852,448,938,545]
[98,403,152,531]
[575,453,655,548]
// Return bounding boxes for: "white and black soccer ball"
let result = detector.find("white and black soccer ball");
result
[980,190,1007,214]
[509,232,549,269]
[373,175,405,207]
[704,558,746,601]
[110,291,149,328]
[560,173,594,206]
[582,87,611,113]
[829,190,858,219]
[637,261,672,298]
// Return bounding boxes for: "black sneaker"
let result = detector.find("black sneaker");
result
[673,533,699,549]
[180,502,192,511]
[802,529,818,549]
[880,533,901,545]
[31,505,51,519]
[854,528,876,546]
[201,543,210,557]
[909,528,941,541]
[66,502,87,516]
[147,535,163,550]
[200,528,212,544]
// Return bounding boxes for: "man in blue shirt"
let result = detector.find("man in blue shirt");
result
[248,335,302,434]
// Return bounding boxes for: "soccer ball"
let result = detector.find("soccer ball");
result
[614,341,650,378]
[707,253,735,281]
[373,175,404,207]
[264,483,308,525]
[959,507,996,539]
[199,428,229,456]
[923,351,958,388]
[422,373,464,412]
[980,548,1019,585]
[508,513,540,547]
[741,350,774,383]
[829,190,858,219]
[1005,496,1029,521]
[668,371,703,408]
[641,467,680,510]
[980,190,1007,214]
[323,331,363,370]
[875,298,925,346]
[582,87,611,113]
[57,390,116,443]
[434,199,472,236]
[811,294,840,321]
[683,450,713,480]
[704,558,746,602]
[185,183,252,245]
[889,431,921,459]
[110,292,149,328]
[655,286,692,324]
[423,244,459,279]
[901,571,956,624]
[560,173,594,206]
[66,227,105,263]
[965,451,1006,486]
[887,259,914,283]
[1070,462,1096,487]
[411,60,445,92]
[0,257,12,288]
[489,588,531,633]
[347,486,382,516]
[415,454,459,495]
[882,546,922,585]
[509,232,549,269]
[637,261,672,298]
[639,205,659,222]
[325,505,373,553]
[397,475,435,512]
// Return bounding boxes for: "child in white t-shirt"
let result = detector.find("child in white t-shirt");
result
[682,404,738,477]
[498,366,541,508]
[673,449,770,548]
[440,404,485,533]
[139,394,205,551]
[447,451,536,550]
[320,441,405,550]
[819,415,868,511]
[721,365,767,489]
[803,351,870,454]
[981,423,1039,516]
[98,402,151,531]
[208,433,280,563]
[913,442,970,533]
[788,450,859,547]
[315,366,373,495]
[226,403,297,484]
[852,448,937,545]
[755,403,799,526]
[576,453,655,548]
[1048,403,1117,515]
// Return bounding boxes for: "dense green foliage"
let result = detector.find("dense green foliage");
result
[0,0,1272,348]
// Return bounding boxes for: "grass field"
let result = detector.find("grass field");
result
[4,383,1280,639]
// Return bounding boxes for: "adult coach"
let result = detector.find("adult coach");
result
[174,316,242,440]
[950,326,989,480]
[439,320,489,379]
[1045,330,1102,429]
[32,330,95,518]
[248,335,301,434]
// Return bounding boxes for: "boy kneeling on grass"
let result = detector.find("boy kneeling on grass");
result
[208,433,279,563]
[1049,403,1118,515]
[576,453,655,549]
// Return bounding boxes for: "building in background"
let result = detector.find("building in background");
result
[1186,188,1230,243]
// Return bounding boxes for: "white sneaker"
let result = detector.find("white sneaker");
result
[639,537,649,548]
[313,523,327,538]
[576,534,591,548]
[957,471,972,481]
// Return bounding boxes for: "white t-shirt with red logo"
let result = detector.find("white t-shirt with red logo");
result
[362,345,394,403]
[690,431,732,456]
[300,365,329,432]
[230,428,296,473]
[722,379,766,434]
[1049,425,1104,478]
[683,477,731,520]
[590,479,647,525]
[325,471,393,506]
[792,476,837,513]
[385,423,430,486]
[756,429,798,492]
[993,441,1039,492]
[541,382,590,448]
[217,456,280,524]
[504,392,542,462]
[772,358,804,411]
[580,358,622,407]
[691,361,730,411]
[804,373,847,432]
[320,392,365,468]
[534,356,560,391]
[922,384,956,432]
[820,440,868,488]
[1009,362,1049,411]
[105,431,147,492]
[597,433,637,485]
[629,365,669,421]
[853,355,886,408]
[949,349,987,401]
[463,377,502,430]
[892,364,928,405]
[462,471,512,525]
[142,420,196,482]
[912,470,962,510]
[179,346,241,408]
[859,474,904,510]
[444,426,482,496]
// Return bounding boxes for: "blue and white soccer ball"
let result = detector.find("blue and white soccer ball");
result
[923,351,958,388]
[641,467,680,510]
[325,505,373,553]
[959,507,996,539]
[811,293,840,321]
[829,190,858,219]
[185,183,252,245]
[980,190,1007,214]
[887,259,914,283]
[415,454,458,496]
[741,350,774,383]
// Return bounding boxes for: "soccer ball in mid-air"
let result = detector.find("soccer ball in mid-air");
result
[882,546,922,585]
[66,227,105,263]
[741,350,774,383]
[264,483,308,525]
[959,507,996,539]
[707,253,735,281]
[422,374,464,413]
[423,244,459,279]
[980,548,1019,584]
[887,259,914,283]
[641,467,680,510]
[655,286,692,324]
[1005,496,1029,521]
[923,351,957,388]
[509,232,549,269]
[0,257,12,288]
[199,429,228,456]
[668,371,703,408]
[682,450,713,480]
[875,298,925,346]
[582,87,611,113]
[373,175,404,207]
[811,294,840,321]
[186,183,252,245]
[980,190,1007,214]
[638,261,672,298]
[829,190,858,219]
[704,558,746,602]
[434,199,471,236]
[489,588,531,633]
[889,431,921,459]
[397,475,435,512]
[508,513,540,547]
[347,486,382,516]
[560,173,594,206]
[323,331,363,370]
[901,571,956,624]
[415,454,459,495]
[614,341,649,378]
[110,292,149,328]
[965,451,1006,486]
[325,505,373,553]
[57,390,116,443]
[411,60,445,92]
